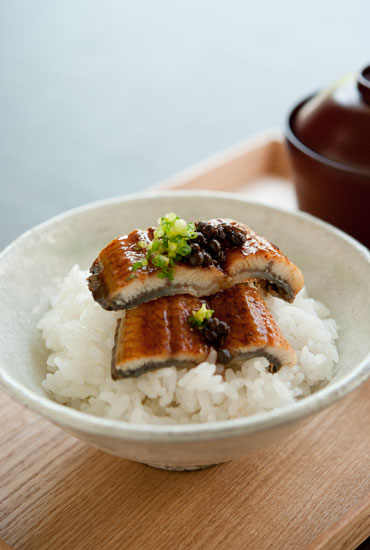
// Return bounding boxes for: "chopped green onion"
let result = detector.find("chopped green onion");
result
[173,218,187,232]
[178,244,192,256]
[163,212,177,222]
[132,212,197,279]
[188,304,214,328]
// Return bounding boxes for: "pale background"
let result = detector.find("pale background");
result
[0,0,369,248]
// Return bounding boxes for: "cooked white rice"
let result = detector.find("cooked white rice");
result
[38,265,339,424]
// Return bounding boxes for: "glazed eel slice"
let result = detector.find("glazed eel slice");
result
[88,220,304,311]
[209,284,296,372]
[111,285,296,379]
[111,295,211,379]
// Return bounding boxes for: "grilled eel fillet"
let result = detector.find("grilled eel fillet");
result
[88,219,304,311]
[111,295,212,379]
[209,284,296,371]
[111,284,296,379]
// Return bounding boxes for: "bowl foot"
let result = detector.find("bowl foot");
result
[145,462,219,471]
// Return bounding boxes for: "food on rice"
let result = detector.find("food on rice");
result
[209,284,297,371]
[111,284,296,379]
[38,266,338,424]
[88,216,304,311]
[37,213,338,424]
[89,214,303,380]
[111,294,212,379]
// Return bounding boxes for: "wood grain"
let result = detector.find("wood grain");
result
[154,130,292,192]
[308,493,370,550]
[1,134,369,550]
[1,381,370,550]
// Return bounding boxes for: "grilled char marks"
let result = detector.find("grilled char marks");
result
[111,295,211,379]
[222,222,304,303]
[87,229,155,310]
[210,285,278,348]
[112,286,296,378]
[209,284,296,371]
[88,219,304,311]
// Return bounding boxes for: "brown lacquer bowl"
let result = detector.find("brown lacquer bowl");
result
[285,65,370,248]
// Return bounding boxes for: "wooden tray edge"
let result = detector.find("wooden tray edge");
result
[152,128,293,192]
[307,491,370,550]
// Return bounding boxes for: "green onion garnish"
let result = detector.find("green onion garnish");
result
[133,212,197,279]
[188,303,214,328]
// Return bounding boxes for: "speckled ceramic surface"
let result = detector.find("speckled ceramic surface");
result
[0,191,369,469]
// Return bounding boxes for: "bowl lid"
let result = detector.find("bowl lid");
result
[292,65,370,171]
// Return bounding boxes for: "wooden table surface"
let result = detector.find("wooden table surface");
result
[1,136,369,549]
[1,380,370,550]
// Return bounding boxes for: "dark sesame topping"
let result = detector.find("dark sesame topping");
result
[202,251,213,267]
[189,251,204,266]
[217,227,226,240]
[229,231,246,247]
[216,250,226,265]
[190,242,201,254]
[217,349,232,364]
[194,232,207,247]
[202,317,230,347]
[202,224,215,238]
[196,221,208,233]
[209,239,221,253]
[181,220,247,270]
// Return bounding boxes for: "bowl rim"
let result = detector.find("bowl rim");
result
[1,189,370,442]
[285,94,370,179]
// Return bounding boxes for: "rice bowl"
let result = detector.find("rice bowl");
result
[0,191,369,469]
[39,266,338,424]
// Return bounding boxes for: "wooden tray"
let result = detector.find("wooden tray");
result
[1,132,369,550]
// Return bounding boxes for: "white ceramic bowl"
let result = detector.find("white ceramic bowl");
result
[1,191,370,470]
